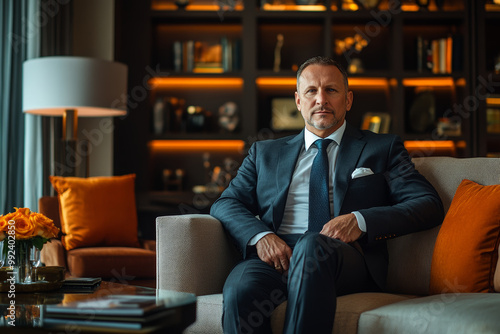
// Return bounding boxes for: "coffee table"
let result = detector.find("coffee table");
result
[0,281,196,333]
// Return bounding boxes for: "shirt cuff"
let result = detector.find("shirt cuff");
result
[248,231,274,246]
[352,211,367,232]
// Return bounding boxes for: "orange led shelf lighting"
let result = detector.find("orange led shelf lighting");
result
[348,78,389,88]
[256,77,296,89]
[149,77,243,89]
[261,4,326,11]
[404,140,457,156]
[149,140,245,152]
[404,140,456,149]
[401,4,420,11]
[487,97,500,106]
[152,3,243,11]
[256,77,389,89]
[402,77,459,87]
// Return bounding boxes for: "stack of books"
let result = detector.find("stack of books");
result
[44,295,174,330]
[416,35,463,74]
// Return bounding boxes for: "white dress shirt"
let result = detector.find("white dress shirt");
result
[249,122,366,245]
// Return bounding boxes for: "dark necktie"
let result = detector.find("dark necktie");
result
[308,139,333,232]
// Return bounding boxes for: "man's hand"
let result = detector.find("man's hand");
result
[255,234,292,274]
[320,213,362,243]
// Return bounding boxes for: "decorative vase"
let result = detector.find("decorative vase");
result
[174,0,189,9]
[0,240,5,268]
[14,240,35,284]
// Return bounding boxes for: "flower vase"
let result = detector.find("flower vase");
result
[14,240,34,284]
[0,240,5,267]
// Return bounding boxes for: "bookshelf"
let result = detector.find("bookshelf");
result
[114,0,491,202]
[476,1,500,157]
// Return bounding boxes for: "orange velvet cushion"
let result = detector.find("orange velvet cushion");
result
[430,179,500,294]
[49,174,140,251]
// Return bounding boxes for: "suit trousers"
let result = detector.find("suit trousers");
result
[222,232,375,334]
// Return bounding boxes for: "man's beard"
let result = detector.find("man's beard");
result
[307,107,344,130]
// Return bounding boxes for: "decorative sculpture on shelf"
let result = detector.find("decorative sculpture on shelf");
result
[273,34,284,73]
[334,33,368,73]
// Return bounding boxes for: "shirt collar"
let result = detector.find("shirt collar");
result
[304,121,346,151]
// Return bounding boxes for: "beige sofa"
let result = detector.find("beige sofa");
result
[156,157,500,334]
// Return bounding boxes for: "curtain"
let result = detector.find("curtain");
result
[24,0,73,207]
[1,0,73,213]
[23,1,42,211]
[0,1,29,214]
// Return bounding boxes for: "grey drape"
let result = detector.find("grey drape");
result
[0,0,29,213]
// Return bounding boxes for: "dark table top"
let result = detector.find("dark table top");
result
[0,281,196,333]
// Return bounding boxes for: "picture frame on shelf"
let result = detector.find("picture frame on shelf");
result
[271,98,304,131]
[361,112,391,134]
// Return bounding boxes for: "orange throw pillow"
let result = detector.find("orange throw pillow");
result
[430,179,500,294]
[50,174,140,251]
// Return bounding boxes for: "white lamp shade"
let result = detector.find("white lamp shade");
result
[23,56,128,117]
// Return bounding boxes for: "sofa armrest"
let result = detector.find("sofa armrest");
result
[140,239,156,251]
[40,239,67,270]
[156,214,240,296]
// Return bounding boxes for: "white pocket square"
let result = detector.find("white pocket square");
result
[351,167,374,179]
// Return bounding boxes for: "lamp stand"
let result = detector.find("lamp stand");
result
[62,109,78,141]
[55,109,89,177]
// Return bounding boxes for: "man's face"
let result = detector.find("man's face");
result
[295,64,353,138]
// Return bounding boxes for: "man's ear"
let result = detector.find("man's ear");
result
[295,91,301,111]
[346,90,353,111]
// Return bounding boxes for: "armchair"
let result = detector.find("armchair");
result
[39,196,156,288]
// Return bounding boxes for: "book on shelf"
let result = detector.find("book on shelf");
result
[44,295,173,330]
[173,37,241,73]
[487,108,500,134]
[417,35,462,74]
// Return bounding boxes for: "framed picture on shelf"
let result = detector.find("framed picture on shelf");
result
[271,98,304,131]
[361,112,391,133]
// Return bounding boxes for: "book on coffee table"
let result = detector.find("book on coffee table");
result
[63,277,102,287]
[59,277,102,292]
[44,295,173,329]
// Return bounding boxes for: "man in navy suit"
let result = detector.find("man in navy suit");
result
[210,56,444,334]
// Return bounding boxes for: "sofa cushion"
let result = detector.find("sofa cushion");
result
[67,247,155,279]
[185,294,224,334]
[358,293,500,334]
[385,226,440,295]
[430,179,500,294]
[184,293,414,334]
[273,293,415,334]
[50,174,140,250]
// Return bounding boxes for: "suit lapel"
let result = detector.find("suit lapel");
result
[273,131,304,227]
[333,124,366,217]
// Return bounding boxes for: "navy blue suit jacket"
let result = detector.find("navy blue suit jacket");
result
[211,123,444,289]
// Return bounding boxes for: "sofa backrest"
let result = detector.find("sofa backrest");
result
[385,157,500,296]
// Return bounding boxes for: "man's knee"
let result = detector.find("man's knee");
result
[223,275,285,334]
[294,232,344,260]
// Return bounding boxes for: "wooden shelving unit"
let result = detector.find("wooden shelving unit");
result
[476,1,500,157]
[114,0,496,200]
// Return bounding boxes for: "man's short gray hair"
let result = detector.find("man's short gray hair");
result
[296,56,349,93]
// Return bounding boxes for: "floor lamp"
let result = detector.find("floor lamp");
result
[22,56,128,177]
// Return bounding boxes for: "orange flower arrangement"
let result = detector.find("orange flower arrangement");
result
[0,207,59,249]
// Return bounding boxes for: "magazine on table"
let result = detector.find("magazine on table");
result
[45,295,167,318]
